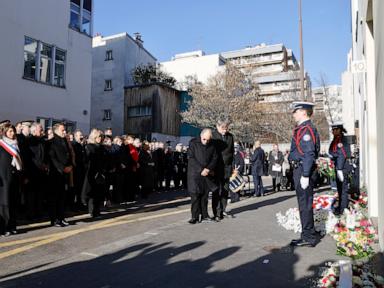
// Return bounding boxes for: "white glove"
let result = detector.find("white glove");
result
[300,176,309,190]
[337,170,344,182]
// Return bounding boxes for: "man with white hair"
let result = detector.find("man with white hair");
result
[25,122,48,219]
[187,128,218,224]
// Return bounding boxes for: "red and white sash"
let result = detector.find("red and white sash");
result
[0,139,22,170]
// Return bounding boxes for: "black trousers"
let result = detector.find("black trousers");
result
[293,166,316,242]
[335,169,349,213]
[252,174,264,196]
[48,173,66,222]
[212,178,229,217]
[191,191,209,220]
[26,171,46,218]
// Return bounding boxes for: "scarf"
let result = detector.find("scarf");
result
[0,137,22,171]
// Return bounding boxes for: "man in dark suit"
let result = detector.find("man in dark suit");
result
[47,123,73,227]
[72,129,86,210]
[250,140,265,197]
[187,129,218,224]
[211,119,234,221]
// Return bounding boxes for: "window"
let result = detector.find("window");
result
[105,50,113,61]
[82,0,92,35]
[70,0,80,30]
[103,109,111,120]
[54,49,66,87]
[127,106,152,117]
[39,43,52,83]
[23,37,37,79]
[105,80,112,91]
[70,0,92,36]
[23,36,66,87]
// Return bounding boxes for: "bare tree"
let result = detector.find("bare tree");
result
[181,64,260,141]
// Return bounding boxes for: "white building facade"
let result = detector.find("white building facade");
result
[0,0,94,132]
[160,51,225,88]
[350,0,384,250]
[91,33,157,135]
[341,50,356,136]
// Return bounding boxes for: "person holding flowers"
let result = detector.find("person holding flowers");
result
[328,122,352,215]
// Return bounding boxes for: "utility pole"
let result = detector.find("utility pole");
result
[299,0,306,100]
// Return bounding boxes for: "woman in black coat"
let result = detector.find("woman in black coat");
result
[250,140,265,197]
[82,129,106,218]
[268,144,284,192]
[0,124,22,236]
[139,143,155,199]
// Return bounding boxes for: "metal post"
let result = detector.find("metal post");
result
[299,0,306,100]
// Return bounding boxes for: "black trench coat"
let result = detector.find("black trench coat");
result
[187,138,218,195]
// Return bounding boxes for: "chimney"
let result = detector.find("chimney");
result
[134,32,144,47]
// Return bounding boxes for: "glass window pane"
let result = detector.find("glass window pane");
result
[23,52,36,79]
[40,57,51,83]
[24,37,37,54]
[82,16,91,35]
[41,44,52,58]
[71,0,80,6]
[54,63,65,87]
[70,3,80,29]
[83,0,92,12]
[56,49,66,62]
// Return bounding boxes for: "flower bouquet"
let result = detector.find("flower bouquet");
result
[313,194,337,211]
[332,209,378,260]
[317,157,336,180]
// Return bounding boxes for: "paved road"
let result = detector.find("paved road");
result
[0,178,345,288]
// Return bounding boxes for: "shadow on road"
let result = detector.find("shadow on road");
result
[0,240,337,288]
[231,194,296,216]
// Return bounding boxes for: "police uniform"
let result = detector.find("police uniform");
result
[328,123,352,214]
[288,102,320,247]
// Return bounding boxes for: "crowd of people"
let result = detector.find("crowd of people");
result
[0,120,190,236]
[0,103,358,245]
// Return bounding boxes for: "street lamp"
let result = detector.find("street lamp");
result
[299,0,306,100]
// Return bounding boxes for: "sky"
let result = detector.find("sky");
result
[94,0,352,86]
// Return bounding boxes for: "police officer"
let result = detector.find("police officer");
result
[289,102,320,247]
[329,122,351,215]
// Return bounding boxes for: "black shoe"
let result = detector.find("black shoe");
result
[1,231,11,237]
[54,220,65,227]
[61,219,70,226]
[290,238,315,247]
[211,216,221,222]
[188,219,198,224]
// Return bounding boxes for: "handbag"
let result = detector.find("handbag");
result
[272,164,282,172]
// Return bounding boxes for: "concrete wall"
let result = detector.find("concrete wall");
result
[91,34,156,135]
[0,0,92,132]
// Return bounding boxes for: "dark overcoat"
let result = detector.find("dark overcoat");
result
[139,151,155,190]
[211,130,234,179]
[268,150,284,177]
[187,138,218,194]
[0,146,18,221]
[250,147,265,177]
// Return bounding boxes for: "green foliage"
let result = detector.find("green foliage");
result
[132,64,176,87]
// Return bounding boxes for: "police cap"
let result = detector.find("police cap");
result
[291,101,315,112]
